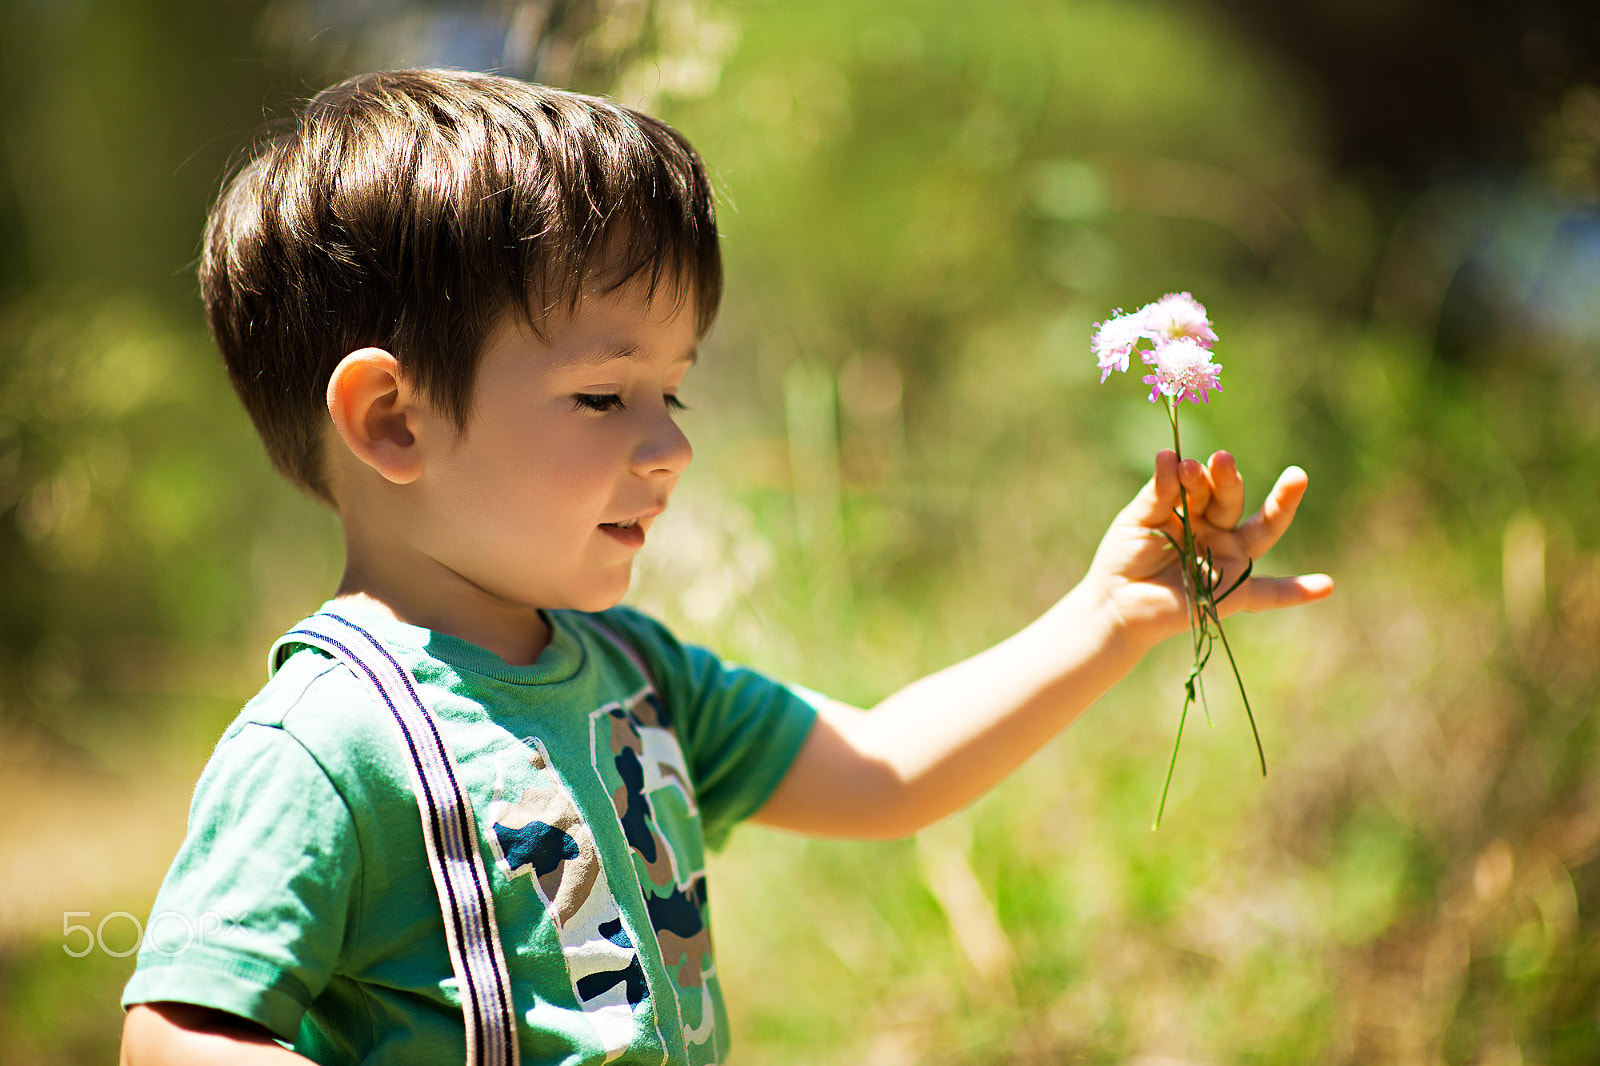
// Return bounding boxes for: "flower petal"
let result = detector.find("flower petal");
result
[1143,336,1223,406]
[1141,292,1218,349]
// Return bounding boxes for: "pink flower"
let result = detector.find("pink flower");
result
[1141,337,1223,405]
[1092,309,1148,382]
[1093,293,1219,385]
[1140,292,1217,349]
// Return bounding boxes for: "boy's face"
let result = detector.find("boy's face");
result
[412,275,697,617]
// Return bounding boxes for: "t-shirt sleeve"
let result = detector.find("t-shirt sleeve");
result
[600,608,821,849]
[121,721,361,1041]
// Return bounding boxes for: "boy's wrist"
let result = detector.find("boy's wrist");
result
[1041,578,1156,670]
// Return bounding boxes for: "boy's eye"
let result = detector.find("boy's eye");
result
[574,393,625,412]
[574,393,689,413]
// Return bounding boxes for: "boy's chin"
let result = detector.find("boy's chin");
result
[558,577,633,615]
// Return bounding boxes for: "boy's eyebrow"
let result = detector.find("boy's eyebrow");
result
[563,344,699,367]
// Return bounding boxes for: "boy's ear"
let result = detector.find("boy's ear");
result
[326,347,428,485]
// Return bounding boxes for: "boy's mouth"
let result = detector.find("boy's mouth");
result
[600,516,647,548]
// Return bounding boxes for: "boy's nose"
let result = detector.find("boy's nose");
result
[631,408,693,478]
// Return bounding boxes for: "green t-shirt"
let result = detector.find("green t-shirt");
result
[122,602,819,1065]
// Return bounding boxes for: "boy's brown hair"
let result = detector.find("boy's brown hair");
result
[201,69,722,504]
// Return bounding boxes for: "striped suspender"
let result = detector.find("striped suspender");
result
[283,612,520,1066]
[582,614,658,694]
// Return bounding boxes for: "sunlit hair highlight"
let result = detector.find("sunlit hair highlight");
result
[201,69,722,503]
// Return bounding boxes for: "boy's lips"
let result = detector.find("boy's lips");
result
[599,506,663,548]
[600,522,645,548]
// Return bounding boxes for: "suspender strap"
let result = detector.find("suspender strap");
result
[581,614,659,696]
[282,612,519,1066]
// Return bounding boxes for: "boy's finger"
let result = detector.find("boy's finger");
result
[1236,465,1310,559]
[1229,572,1335,613]
[1123,450,1182,528]
[1176,457,1213,522]
[1203,451,1245,530]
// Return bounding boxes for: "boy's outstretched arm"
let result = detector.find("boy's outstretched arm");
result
[752,449,1334,840]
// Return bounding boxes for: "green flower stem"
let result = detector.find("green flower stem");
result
[1167,402,1210,718]
[1152,400,1263,830]
[1213,614,1266,776]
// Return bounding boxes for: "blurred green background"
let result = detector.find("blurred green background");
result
[4,0,1600,1062]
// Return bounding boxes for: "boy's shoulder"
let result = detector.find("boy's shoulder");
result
[242,638,355,731]
[209,640,404,805]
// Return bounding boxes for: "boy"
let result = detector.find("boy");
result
[120,69,1332,1065]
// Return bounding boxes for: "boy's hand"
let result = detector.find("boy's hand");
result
[1086,449,1334,650]
[753,447,1332,840]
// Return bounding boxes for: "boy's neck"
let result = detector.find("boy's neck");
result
[328,472,559,667]
[333,570,554,668]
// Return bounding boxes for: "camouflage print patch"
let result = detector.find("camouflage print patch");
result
[656,760,692,798]
[490,748,603,928]
[610,745,677,889]
[591,684,722,1064]
[488,739,650,1057]
[607,707,643,758]
[656,928,713,990]
[628,689,671,730]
